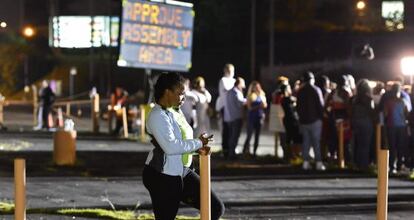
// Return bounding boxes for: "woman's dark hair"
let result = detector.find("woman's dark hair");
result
[154,72,185,102]
[356,79,371,97]
[390,82,402,97]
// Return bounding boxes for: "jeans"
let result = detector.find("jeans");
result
[300,120,322,161]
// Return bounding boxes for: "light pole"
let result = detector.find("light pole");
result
[401,56,414,85]
[22,26,35,90]
[69,67,77,97]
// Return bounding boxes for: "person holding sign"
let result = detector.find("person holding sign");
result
[142,72,224,220]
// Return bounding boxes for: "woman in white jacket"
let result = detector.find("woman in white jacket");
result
[142,72,224,220]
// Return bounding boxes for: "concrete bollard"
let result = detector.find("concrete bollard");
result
[14,159,26,220]
[32,85,38,127]
[92,94,100,133]
[376,123,389,220]
[122,107,128,138]
[337,120,345,169]
[66,103,71,117]
[200,147,211,220]
[53,130,77,165]
[56,107,64,128]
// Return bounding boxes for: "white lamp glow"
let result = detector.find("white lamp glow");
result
[356,1,366,10]
[401,56,414,84]
[401,57,414,75]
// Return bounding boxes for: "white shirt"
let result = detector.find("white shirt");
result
[216,76,236,111]
[145,104,202,176]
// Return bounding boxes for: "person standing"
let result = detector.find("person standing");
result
[193,76,212,137]
[269,76,289,161]
[384,83,408,174]
[351,79,375,170]
[110,86,129,135]
[216,64,236,158]
[243,81,267,157]
[142,72,224,220]
[296,72,326,171]
[325,75,352,161]
[224,77,246,159]
[280,84,302,163]
[34,80,55,130]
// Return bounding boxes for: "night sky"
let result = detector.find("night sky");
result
[1,0,414,97]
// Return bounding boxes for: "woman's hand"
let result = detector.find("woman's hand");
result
[198,133,213,146]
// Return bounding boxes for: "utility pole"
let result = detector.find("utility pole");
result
[19,0,24,29]
[250,0,256,81]
[89,0,95,84]
[269,0,274,75]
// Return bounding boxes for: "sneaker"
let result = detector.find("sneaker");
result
[33,126,42,131]
[316,161,326,171]
[302,161,311,170]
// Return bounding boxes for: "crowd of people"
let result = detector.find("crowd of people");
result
[179,63,414,175]
[277,71,413,174]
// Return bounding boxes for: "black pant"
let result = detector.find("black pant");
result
[387,126,408,170]
[243,117,262,155]
[222,120,231,158]
[228,118,243,158]
[42,105,51,129]
[142,165,225,220]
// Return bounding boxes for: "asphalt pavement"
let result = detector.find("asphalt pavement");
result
[0,109,413,219]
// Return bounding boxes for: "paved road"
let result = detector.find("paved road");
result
[0,109,414,219]
[1,176,414,219]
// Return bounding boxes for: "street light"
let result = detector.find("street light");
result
[22,26,36,89]
[0,22,6,28]
[356,1,366,10]
[401,56,414,84]
[22,26,35,38]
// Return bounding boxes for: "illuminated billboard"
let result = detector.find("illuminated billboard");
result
[117,0,194,72]
[50,16,119,48]
[382,1,404,31]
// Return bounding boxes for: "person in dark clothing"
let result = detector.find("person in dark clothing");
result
[280,84,302,162]
[243,81,267,157]
[110,86,129,135]
[351,79,375,170]
[297,71,326,171]
[316,75,331,99]
[35,80,55,130]
[384,83,408,173]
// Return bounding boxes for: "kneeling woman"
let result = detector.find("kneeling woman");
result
[142,72,225,220]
